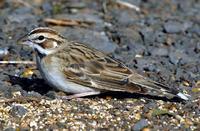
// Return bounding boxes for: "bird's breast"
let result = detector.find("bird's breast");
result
[36,55,95,94]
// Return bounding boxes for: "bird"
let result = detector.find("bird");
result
[18,27,189,100]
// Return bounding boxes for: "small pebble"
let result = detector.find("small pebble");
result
[132,119,148,131]
[10,105,28,117]
[0,47,9,58]
[152,47,168,57]
[164,21,186,33]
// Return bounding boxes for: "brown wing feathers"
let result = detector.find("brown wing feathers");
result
[59,43,176,96]
[62,53,146,93]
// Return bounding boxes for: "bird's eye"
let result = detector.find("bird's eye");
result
[38,35,44,40]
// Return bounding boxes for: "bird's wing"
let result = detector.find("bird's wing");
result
[56,43,177,96]
[62,55,146,93]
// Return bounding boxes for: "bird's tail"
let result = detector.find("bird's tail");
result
[129,74,190,100]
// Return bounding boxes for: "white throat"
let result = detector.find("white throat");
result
[33,44,55,55]
[24,41,55,55]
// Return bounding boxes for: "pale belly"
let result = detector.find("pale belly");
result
[36,56,96,94]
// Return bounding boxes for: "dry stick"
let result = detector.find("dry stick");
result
[14,0,31,7]
[0,61,35,65]
[44,18,95,27]
[115,0,140,12]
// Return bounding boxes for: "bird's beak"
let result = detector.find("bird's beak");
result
[17,34,29,45]
[17,34,35,49]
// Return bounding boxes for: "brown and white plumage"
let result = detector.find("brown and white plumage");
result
[20,27,189,100]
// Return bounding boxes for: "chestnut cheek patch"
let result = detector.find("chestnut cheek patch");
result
[41,41,57,49]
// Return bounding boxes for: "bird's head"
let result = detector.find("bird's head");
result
[19,27,66,56]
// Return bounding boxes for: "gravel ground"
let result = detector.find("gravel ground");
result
[0,0,199,130]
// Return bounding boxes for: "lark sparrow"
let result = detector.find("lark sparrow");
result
[19,27,189,100]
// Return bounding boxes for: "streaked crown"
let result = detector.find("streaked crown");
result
[23,27,65,55]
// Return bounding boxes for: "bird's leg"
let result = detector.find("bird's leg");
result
[58,91,101,100]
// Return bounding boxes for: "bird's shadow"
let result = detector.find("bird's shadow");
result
[7,74,183,102]
[7,74,52,95]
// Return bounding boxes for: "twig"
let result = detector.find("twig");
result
[0,61,35,65]
[14,0,31,7]
[115,0,140,12]
[44,18,95,27]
